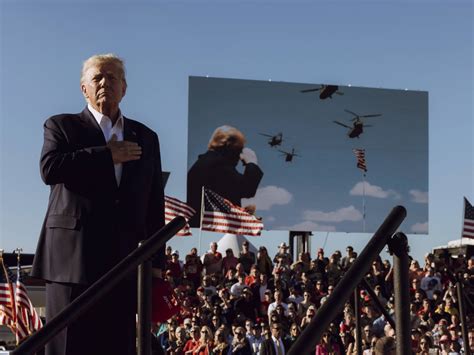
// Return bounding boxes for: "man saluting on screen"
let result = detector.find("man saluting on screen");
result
[31,54,165,355]
[187,125,263,227]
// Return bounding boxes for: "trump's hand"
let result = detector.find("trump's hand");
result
[107,134,142,163]
[240,147,258,165]
[243,204,256,215]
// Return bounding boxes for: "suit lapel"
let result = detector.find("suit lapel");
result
[79,107,107,146]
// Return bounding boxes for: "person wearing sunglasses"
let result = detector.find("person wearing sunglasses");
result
[191,326,213,355]
[284,323,300,351]
[212,328,230,355]
[231,326,252,355]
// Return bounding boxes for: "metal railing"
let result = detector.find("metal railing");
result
[288,206,407,355]
[13,216,186,355]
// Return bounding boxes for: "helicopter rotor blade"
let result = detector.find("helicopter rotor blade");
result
[259,133,274,137]
[300,88,321,93]
[360,114,382,118]
[333,121,352,129]
[344,109,359,117]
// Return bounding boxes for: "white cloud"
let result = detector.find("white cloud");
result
[350,181,401,199]
[410,190,428,204]
[278,221,336,232]
[242,185,292,211]
[303,205,363,223]
[411,222,428,233]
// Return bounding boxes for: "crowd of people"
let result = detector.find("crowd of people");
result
[155,240,474,355]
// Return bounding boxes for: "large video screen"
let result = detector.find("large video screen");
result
[187,77,428,234]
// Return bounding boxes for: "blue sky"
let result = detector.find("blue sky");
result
[0,0,472,263]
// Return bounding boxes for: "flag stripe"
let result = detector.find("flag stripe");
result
[6,257,44,344]
[164,195,195,237]
[463,198,474,239]
[353,148,367,172]
[201,188,263,237]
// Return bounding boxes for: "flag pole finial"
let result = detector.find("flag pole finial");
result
[14,248,23,262]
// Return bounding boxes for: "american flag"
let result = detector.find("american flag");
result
[13,256,42,343]
[462,197,474,239]
[165,195,196,236]
[353,148,367,173]
[201,188,264,236]
[0,256,15,333]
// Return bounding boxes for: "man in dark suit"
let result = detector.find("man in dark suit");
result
[187,125,263,227]
[31,54,165,355]
[259,322,287,355]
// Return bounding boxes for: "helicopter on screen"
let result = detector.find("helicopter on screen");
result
[333,109,382,138]
[259,132,283,147]
[300,85,344,100]
[278,148,300,162]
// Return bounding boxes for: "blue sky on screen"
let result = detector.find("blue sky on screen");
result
[188,77,428,233]
[0,0,472,263]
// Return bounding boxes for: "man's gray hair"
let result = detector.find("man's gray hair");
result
[80,53,126,83]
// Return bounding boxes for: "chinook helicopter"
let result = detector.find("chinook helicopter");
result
[300,85,343,100]
[333,109,382,138]
[259,132,283,147]
[278,148,300,162]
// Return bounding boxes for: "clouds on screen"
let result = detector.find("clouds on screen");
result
[350,181,401,199]
[411,221,428,233]
[303,205,363,223]
[278,220,336,232]
[409,190,428,204]
[243,185,292,211]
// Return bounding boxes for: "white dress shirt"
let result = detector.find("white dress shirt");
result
[88,104,124,185]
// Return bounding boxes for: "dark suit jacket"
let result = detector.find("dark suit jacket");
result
[187,150,263,227]
[259,338,287,355]
[31,108,165,284]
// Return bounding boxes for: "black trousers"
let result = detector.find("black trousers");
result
[45,279,136,355]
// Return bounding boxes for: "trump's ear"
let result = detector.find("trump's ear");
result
[80,84,88,99]
[122,83,127,98]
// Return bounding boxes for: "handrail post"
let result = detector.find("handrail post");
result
[12,217,186,355]
[137,242,152,355]
[360,279,396,330]
[456,278,471,355]
[389,232,411,355]
[353,285,362,354]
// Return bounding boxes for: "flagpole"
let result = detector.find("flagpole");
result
[14,248,23,345]
[362,172,366,233]
[198,186,205,255]
[460,197,465,247]
[322,232,329,250]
